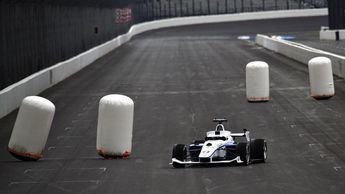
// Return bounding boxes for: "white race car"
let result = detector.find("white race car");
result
[171,118,267,168]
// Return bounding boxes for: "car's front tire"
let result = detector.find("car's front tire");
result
[172,144,187,168]
[250,139,267,163]
[237,142,250,166]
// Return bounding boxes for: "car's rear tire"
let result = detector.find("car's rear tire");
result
[250,139,267,163]
[172,144,187,168]
[237,142,250,165]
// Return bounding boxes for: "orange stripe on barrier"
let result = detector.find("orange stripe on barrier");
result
[247,97,270,102]
[7,147,42,161]
[97,149,131,159]
[122,151,131,158]
[311,93,335,100]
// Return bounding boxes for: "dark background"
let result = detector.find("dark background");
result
[0,0,327,90]
[328,0,345,29]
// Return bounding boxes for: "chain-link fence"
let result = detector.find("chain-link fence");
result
[0,0,328,90]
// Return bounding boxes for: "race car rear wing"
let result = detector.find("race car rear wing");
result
[213,118,227,124]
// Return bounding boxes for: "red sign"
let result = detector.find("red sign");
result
[116,8,132,24]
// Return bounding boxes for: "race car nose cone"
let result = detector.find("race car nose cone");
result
[308,57,334,99]
[8,96,55,161]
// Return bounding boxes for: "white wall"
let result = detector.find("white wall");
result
[320,29,345,40]
[320,30,336,40]
[0,8,328,118]
[256,34,345,79]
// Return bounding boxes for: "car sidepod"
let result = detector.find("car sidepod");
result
[188,143,203,162]
[225,143,238,160]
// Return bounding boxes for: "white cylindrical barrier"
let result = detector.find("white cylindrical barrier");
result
[8,96,55,161]
[246,61,270,102]
[97,94,134,159]
[308,57,335,99]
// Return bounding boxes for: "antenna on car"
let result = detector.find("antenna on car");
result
[213,118,227,124]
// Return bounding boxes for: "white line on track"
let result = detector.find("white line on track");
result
[122,86,309,96]
[57,136,83,140]
[24,169,56,174]
[41,156,102,160]
[56,180,101,184]
[9,181,48,186]
[64,127,72,131]
[8,180,103,186]
[333,166,345,172]
[41,157,66,161]
[47,146,73,150]
[67,167,107,172]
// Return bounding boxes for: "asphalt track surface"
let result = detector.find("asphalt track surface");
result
[1,16,345,193]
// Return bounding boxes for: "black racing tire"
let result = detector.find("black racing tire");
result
[250,139,267,163]
[172,144,187,168]
[237,142,250,166]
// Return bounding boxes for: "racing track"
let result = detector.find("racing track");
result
[1,16,345,193]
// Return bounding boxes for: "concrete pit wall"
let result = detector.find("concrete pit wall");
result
[255,34,345,79]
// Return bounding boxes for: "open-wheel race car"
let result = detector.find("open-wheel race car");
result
[170,118,267,168]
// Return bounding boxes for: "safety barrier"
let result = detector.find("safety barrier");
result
[8,96,55,161]
[255,33,345,79]
[0,8,327,118]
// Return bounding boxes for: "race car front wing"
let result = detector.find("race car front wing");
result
[170,156,243,165]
